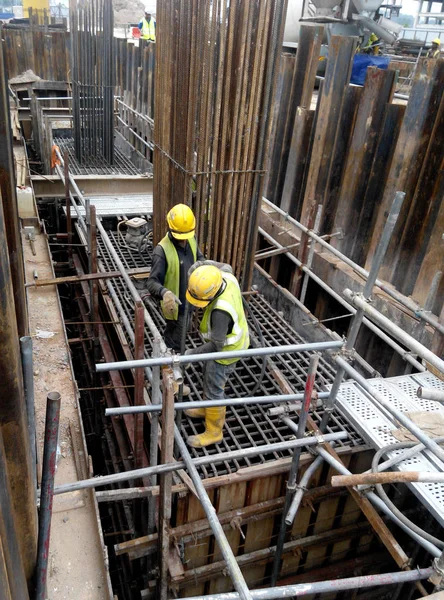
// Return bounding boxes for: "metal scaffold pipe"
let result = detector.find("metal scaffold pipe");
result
[344,289,444,376]
[181,567,434,599]
[50,431,348,496]
[257,227,425,372]
[104,391,331,416]
[174,427,253,600]
[96,340,344,373]
[417,387,444,403]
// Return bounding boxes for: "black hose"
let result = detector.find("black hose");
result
[371,441,444,549]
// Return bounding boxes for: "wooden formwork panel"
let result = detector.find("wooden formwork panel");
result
[173,448,380,597]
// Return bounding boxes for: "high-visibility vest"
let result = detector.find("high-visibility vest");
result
[427,48,440,58]
[141,17,155,41]
[200,273,250,365]
[158,234,197,320]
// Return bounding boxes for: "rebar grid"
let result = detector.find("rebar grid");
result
[55,137,140,176]
[95,226,365,479]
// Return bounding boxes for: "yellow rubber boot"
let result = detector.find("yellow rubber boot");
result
[187,407,226,448]
[184,407,206,419]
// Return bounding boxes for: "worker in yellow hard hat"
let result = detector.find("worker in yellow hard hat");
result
[426,38,441,58]
[183,265,250,448]
[146,205,203,388]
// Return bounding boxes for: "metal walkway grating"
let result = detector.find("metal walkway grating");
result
[94,225,366,479]
[334,373,444,526]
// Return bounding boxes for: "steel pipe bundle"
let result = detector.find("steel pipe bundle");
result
[153,0,288,288]
[70,0,115,164]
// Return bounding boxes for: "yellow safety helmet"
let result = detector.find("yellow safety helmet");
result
[166,204,196,240]
[186,265,223,308]
[432,38,441,45]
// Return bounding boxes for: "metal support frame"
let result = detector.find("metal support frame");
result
[104,391,331,416]
[321,191,405,429]
[134,301,145,469]
[95,341,343,373]
[48,432,348,496]
[180,567,434,600]
[270,353,320,585]
[262,196,444,337]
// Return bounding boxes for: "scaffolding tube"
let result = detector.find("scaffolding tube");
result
[257,227,425,372]
[174,427,253,600]
[344,290,444,376]
[333,472,444,486]
[262,197,444,336]
[96,340,344,373]
[104,391,331,416]
[49,431,348,496]
[182,567,434,599]
[285,453,324,525]
[417,387,444,403]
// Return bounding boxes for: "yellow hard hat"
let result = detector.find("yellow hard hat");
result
[186,265,223,308]
[166,204,196,240]
[432,38,441,45]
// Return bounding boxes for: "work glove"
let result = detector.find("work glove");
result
[188,260,233,278]
[162,290,181,319]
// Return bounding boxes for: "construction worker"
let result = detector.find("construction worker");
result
[138,8,156,42]
[146,204,204,367]
[184,265,250,448]
[426,38,441,58]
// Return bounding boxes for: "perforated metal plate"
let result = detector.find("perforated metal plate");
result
[64,194,153,217]
[333,373,444,526]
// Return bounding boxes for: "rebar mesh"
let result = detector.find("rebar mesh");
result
[95,226,366,479]
[55,138,141,176]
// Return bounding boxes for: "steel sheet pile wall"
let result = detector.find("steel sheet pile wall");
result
[70,0,115,164]
[153,0,288,288]
[265,33,444,309]
[2,27,69,81]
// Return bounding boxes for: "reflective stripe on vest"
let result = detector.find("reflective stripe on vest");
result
[141,18,155,40]
[200,272,250,365]
[158,234,197,320]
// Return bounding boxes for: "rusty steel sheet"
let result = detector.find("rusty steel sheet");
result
[333,67,397,258]
[367,58,444,281]
[299,35,357,233]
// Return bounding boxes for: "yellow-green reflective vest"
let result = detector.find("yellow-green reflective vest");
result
[427,48,440,58]
[158,234,197,320]
[200,273,250,365]
[141,18,155,40]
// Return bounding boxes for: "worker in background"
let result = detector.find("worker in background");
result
[184,265,250,448]
[146,205,204,396]
[139,7,156,42]
[426,38,441,58]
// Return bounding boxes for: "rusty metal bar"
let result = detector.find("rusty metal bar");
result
[332,472,444,486]
[64,150,72,265]
[158,368,175,600]
[89,204,99,341]
[133,301,145,469]
[25,267,151,288]
[35,392,61,600]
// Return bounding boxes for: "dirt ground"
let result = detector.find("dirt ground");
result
[24,229,112,600]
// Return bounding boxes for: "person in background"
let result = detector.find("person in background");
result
[426,38,441,58]
[183,265,249,448]
[139,7,156,41]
